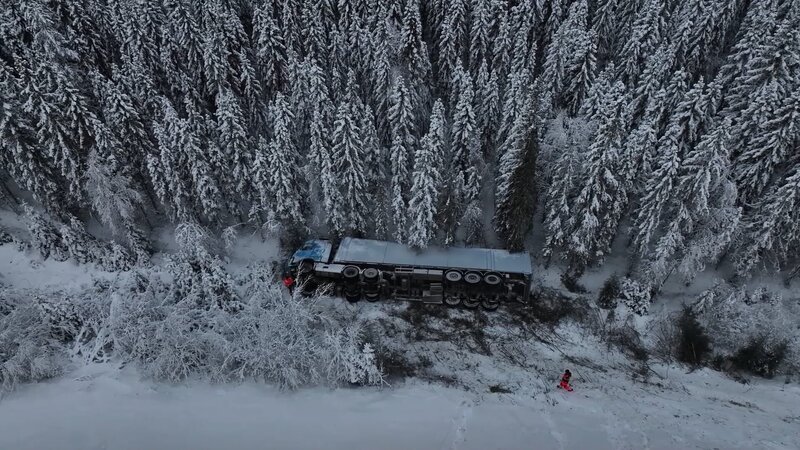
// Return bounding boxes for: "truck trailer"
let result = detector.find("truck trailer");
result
[284,238,532,311]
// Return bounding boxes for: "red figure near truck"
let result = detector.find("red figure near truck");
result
[559,370,573,392]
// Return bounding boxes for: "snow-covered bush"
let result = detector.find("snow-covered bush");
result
[98,242,134,272]
[694,283,800,375]
[104,264,383,388]
[620,278,651,315]
[0,296,68,393]
[325,329,383,386]
[732,336,789,379]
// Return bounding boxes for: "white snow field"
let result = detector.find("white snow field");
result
[1,362,798,450]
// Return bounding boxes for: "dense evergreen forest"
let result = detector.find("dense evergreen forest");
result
[1,0,799,286]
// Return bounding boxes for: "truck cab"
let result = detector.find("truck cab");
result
[283,239,333,280]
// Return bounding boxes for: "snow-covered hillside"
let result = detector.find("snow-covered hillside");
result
[2,352,798,450]
[1,235,798,449]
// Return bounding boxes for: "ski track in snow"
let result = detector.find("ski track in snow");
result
[447,400,473,450]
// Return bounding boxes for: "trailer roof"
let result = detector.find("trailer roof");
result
[332,238,532,276]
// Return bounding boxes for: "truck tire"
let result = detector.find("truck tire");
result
[444,294,461,307]
[481,297,500,311]
[464,272,481,284]
[483,273,502,286]
[445,270,463,283]
[342,265,360,280]
[464,296,480,309]
[362,267,379,280]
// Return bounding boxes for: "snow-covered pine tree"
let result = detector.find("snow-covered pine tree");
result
[254,1,288,94]
[647,118,741,284]
[359,103,388,237]
[23,204,68,261]
[399,0,430,80]
[542,0,592,112]
[580,63,616,122]
[267,93,305,227]
[215,89,253,205]
[564,30,597,115]
[450,66,482,207]
[475,60,500,153]
[0,82,63,214]
[566,81,629,273]
[388,76,415,242]
[494,92,538,251]
[591,0,620,58]
[619,0,666,84]
[541,115,593,261]
[736,165,800,274]
[437,0,467,90]
[734,85,800,203]
[633,78,719,257]
[60,215,102,265]
[84,146,144,237]
[331,100,369,236]
[724,15,798,178]
[19,63,84,206]
[150,100,194,222]
[408,100,446,249]
[469,0,496,75]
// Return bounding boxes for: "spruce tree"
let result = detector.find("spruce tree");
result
[494,94,538,251]
[567,81,629,272]
[388,76,415,242]
[331,101,369,235]
[267,93,305,227]
[408,101,446,249]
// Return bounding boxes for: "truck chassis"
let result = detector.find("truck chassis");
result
[287,238,532,311]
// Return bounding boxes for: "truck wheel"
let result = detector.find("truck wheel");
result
[365,293,380,302]
[483,273,502,286]
[464,272,481,284]
[464,296,480,309]
[444,294,461,307]
[445,270,463,283]
[362,267,379,280]
[345,293,360,303]
[342,265,360,280]
[481,298,500,311]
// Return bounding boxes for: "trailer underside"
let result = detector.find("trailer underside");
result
[289,239,532,311]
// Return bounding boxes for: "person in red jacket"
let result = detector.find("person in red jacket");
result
[559,369,573,391]
[283,274,295,294]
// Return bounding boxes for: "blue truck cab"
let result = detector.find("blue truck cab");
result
[283,239,333,277]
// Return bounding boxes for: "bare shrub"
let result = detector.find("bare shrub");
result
[605,316,648,362]
[648,314,680,363]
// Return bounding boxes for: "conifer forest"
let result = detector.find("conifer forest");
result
[1,0,799,285]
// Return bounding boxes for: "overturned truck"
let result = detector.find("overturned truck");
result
[285,238,532,311]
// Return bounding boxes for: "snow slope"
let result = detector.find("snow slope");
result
[2,228,799,449]
[1,360,798,450]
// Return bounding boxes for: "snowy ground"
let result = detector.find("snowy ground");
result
[1,360,798,450]
[1,225,799,449]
